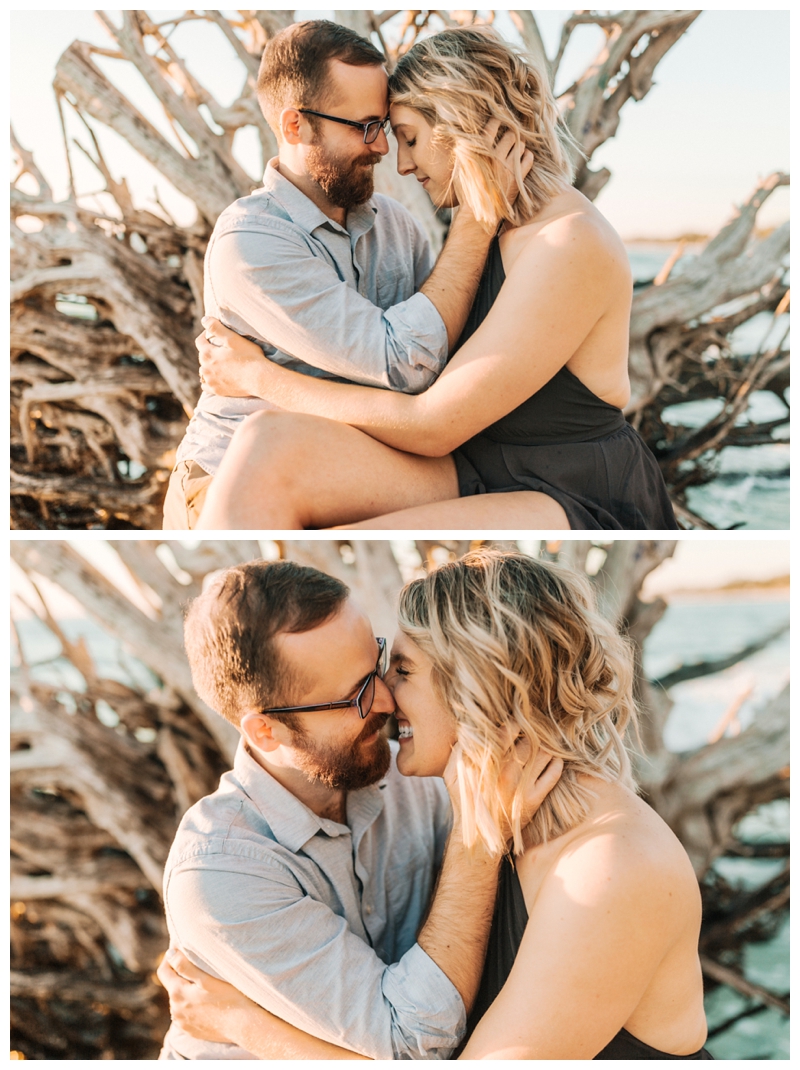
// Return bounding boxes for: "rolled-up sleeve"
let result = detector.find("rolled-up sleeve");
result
[210,221,447,395]
[166,854,465,1060]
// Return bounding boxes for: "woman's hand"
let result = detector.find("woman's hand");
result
[157,948,255,1044]
[197,317,276,399]
[453,118,533,220]
[444,739,562,844]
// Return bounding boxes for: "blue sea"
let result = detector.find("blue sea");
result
[12,590,790,1058]
[627,243,789,530]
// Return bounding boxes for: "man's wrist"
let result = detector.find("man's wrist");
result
[448,205,493,245]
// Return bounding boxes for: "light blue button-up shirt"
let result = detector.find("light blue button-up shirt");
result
[160,741,465,1060]
[176,159,448,475]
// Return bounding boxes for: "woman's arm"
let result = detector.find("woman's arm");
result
[158,951,367,1060]
[198,213,623,457]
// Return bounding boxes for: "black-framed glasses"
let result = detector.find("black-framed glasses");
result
[263,638,387,720]
[298,108,390,145]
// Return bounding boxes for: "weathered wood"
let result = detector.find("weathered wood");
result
[10,538,789,1058]
[10,11,790,528]
[10,540,239,759]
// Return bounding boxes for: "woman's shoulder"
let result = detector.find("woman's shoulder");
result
[500,189,631,282]
[520,783,700,920]
[562,789,697,908]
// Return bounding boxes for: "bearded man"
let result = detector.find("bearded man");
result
[159,560,557,1059]
[163,19,493,529]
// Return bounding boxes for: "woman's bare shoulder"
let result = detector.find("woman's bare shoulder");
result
[520,784,700,920]
[501,189,631,282]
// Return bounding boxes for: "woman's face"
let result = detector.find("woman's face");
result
[388,629,457,778]
[390,103,456,209]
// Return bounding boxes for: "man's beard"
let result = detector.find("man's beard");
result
[306,140,381,210]
[290,713,391,791]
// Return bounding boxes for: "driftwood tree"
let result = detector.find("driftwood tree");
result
[10,538,789,1058]
[10,10,789,529]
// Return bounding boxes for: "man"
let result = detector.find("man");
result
[158,560,551,1059]
[163,19,495,529]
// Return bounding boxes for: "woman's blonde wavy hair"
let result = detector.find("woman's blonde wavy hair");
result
[388,26,579,228]
[397,550,638,856]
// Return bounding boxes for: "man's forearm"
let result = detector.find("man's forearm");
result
[421,209,494,350]
[417,828,501,1014]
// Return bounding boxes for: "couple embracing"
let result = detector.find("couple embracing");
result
[163,19,678,531]
[157,549,711,1059]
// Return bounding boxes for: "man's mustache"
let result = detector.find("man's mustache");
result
[356,152,382,168]
[356,712,390,742]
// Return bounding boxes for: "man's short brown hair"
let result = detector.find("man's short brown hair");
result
[257,19,385,136]
[184,560,349,725]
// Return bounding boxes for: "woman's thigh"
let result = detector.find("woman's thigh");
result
[197,410,460,530]
[339,490,570,530]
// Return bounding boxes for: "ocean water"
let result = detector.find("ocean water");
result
[12,592,790,1057]
[627,244,789,529]
[643,595,790,1059]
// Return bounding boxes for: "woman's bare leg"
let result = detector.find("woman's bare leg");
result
[196,410,459,529]
[337,491,570,530]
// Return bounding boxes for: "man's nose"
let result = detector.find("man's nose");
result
[372,674,395,713]
[372,125,390,156]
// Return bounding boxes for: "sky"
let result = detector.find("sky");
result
[9,7,790,239]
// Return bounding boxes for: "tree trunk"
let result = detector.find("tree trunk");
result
[10,539,789,1057]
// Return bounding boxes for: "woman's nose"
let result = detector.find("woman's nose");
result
[396,145,415,176]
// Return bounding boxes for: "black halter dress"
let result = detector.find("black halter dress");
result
[460,858,713,1059]
[451,238,679,530]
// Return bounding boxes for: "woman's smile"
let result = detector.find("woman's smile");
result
[396,717,414,740]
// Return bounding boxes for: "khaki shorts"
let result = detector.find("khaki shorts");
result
[162,460,214,530]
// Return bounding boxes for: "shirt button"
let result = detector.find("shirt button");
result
[365,904,373,914]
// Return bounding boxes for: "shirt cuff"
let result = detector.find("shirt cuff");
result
[382,942,467,1059]
[384,292,449,391]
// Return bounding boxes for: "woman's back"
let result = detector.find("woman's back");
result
[459,778,710,1059]
[498,188,633,410]
[450,193,679,530]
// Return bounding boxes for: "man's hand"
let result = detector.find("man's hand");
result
[157,948,255,1044]
[197,317,280,400]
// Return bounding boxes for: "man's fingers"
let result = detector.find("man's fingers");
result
[520,148,534,180]
[156,956,180,991]
[168,949,205,983]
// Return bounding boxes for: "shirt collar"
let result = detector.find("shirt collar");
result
[262,157,378,240]
[233,737,386,853]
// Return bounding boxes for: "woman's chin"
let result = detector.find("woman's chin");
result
[396,745,447,779]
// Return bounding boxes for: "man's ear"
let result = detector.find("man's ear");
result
[279,107,305,146]
[240,712,287,754]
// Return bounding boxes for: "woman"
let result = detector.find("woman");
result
[194,28,678,531]
[159,550,710,1059]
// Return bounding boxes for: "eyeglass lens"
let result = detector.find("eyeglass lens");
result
[365,119,388,144]
[359,673,376,719]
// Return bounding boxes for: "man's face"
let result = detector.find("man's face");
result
[274,597,394,790]
[304,59,390,210]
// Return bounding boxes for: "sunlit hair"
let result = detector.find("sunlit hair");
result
[389,26,579,228]
[397,550,638,856]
